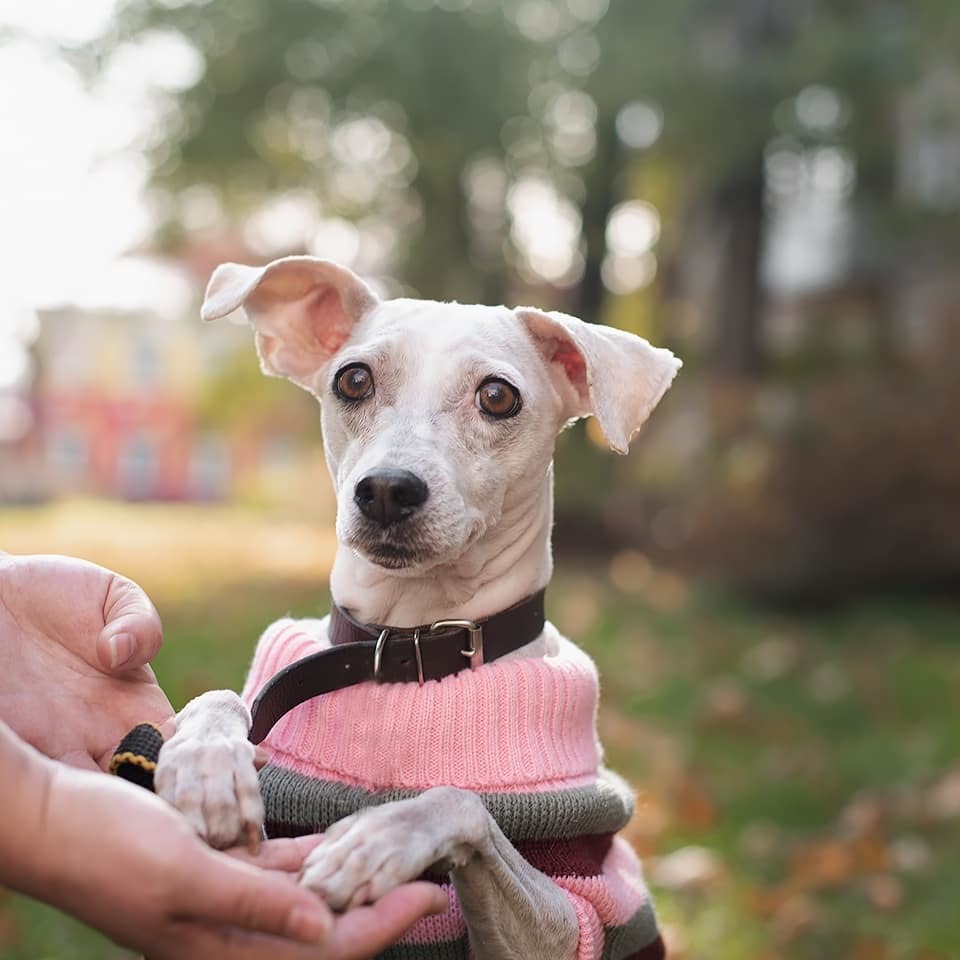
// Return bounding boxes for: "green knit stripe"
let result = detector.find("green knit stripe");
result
[602,900,661,960]
[259,764,635,841]
[379,939,468,960]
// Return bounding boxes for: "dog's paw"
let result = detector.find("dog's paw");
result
[300,787,484,909]
[155,724,263,849]
[299,805,439,910]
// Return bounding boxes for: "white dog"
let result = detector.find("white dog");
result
[157,256,680,960]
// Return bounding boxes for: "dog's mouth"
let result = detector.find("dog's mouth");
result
[345,522,433,570]
[364,545,423,569]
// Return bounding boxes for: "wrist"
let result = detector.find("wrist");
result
[0,722,56,893]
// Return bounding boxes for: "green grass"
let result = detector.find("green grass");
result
[555,577,960,960]
[1,504,958,959]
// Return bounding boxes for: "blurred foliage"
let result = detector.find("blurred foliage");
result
[83,0,960,597]
[674,361,960,601]
[96,0,960,296]
[195,344,319,435]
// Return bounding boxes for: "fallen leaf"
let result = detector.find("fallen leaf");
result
[650,845,723,891]
[701,677,750,726]
[673,773,717,830]
[864,874,903,912]
[789,841,856,890]
[852,938,889,960]
[773,893,821,942]
[888,834,931,874]
[926,768,960,820]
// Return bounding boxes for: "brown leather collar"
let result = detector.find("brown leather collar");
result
[248,589,546,744]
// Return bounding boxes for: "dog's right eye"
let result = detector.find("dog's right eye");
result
[477,377,522,419]
[333,363,374,402]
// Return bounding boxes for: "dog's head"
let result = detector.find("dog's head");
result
[203,256,680,573]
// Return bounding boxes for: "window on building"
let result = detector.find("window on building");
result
[132,336,161,389]
[118,431,159,500]
[189,433,230,501]
[47,426,88,483]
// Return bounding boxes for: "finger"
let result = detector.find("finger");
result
[97,574,163,672]
[176,848,334,944]
[158,881,445,960]
[156,922,341,960]
[146,922,319,960]
[227,835,325,872]
[323,883,449,960]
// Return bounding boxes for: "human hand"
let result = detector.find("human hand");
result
[3,729,447,959]
[0,553,173,769]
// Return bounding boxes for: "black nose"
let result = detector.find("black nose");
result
[354,469,429,527]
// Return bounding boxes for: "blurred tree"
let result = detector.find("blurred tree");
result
[99,0,957,353]
[90,0,960,594]
[587,0,957,374]
[102,0,548,304]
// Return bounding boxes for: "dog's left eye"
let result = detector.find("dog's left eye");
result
[334,363,374,402]
[476,378,522,419]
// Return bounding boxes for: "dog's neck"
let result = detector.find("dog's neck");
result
[329,469,554,628]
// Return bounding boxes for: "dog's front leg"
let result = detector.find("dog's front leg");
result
[450,809,580,960]
[155,689,263,849]
[301,786,578,960]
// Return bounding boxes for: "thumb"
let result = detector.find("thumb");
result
[96,574,164,673]
[178,848,333,944]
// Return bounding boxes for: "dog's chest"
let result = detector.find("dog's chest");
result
[243,619,612,829]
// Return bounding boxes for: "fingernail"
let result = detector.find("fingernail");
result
[287,904,331,943]
[107,632,135,669]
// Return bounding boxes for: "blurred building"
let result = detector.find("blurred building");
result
[27,304,236,501]
[0,299,268,503]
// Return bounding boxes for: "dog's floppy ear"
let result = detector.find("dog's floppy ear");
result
[201,256,380,387]
[517,307,681,454]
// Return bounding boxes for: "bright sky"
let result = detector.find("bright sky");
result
[0,0,202,394]
[0,0,206,404]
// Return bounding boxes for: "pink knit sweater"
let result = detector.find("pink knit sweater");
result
[242,619,664,960]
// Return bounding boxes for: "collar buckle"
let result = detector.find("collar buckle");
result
[429,618,484,669]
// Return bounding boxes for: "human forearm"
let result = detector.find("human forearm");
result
[0,719,336,954]
[0,719,56,895]
[0,724,447,958]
